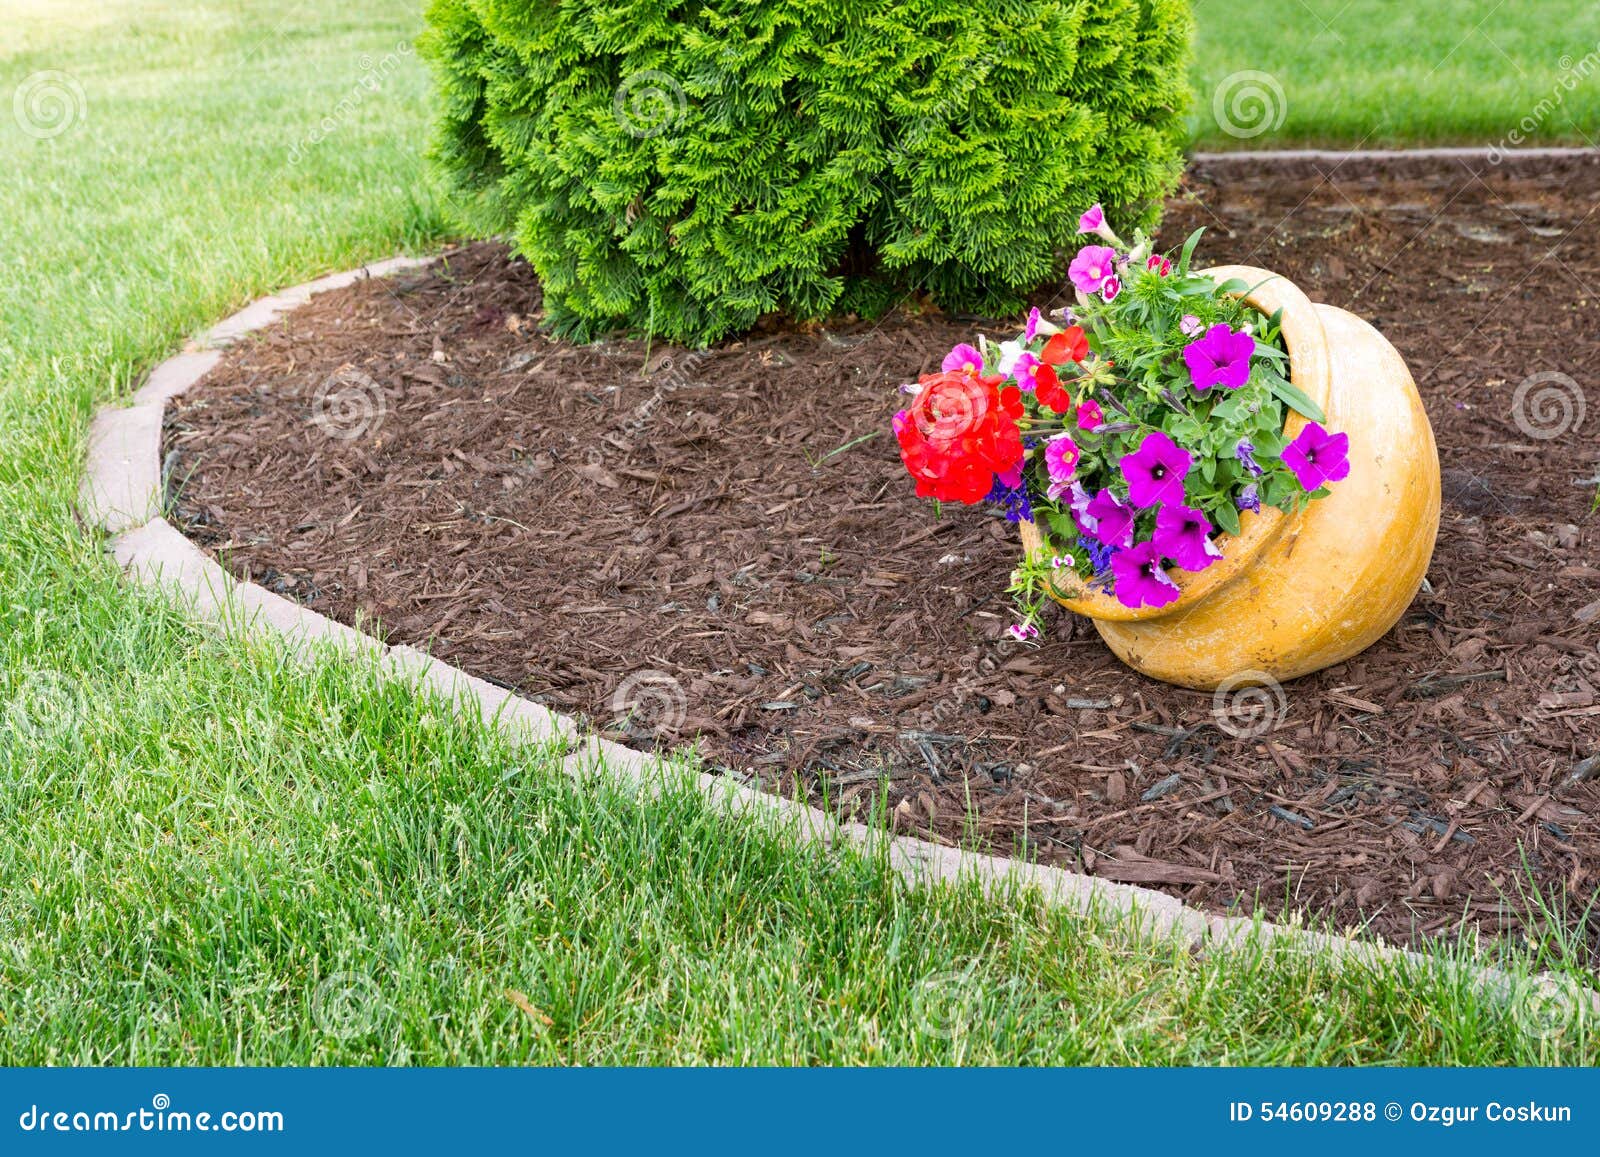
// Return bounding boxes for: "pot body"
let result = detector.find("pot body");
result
[1020,274,1440,690]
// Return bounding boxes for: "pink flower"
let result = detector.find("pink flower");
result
[1068,246,1117,294]
[941,342,984,375]
[1100,276,1122,303]
[1077,204,1105,234]
[1075,399,1104,431]
[1024,307,1042,342]
[1044,435,1080,483]
[1010,351,1042,392]
[1008,622,1039,642]
[1179,314,1202,337]
[1146,254,1171,277]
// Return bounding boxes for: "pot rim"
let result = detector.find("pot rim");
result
[1020,264,1333,623]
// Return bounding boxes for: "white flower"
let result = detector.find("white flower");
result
[995,339,1027,377]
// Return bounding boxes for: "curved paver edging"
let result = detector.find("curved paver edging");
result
[80,251,1600,1019]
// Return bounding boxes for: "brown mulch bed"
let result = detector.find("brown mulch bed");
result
[166,153,1600,957]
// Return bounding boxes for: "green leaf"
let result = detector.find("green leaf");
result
[1177,227,1205,276]
[1251,340,1289,362]
[1214,500,1241,537]
[1208,392,1251,422]
[1265,374,1326,423]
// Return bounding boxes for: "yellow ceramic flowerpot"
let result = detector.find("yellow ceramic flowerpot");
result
[1019,265,1441,690]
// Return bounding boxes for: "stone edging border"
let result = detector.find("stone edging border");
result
[1191,145,1600,165]
[78,251,1600,1019]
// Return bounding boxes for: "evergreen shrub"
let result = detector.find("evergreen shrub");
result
[422,0,1194,344]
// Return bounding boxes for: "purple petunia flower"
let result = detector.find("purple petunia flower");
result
[1075,399,1104,432]
[1024,307,1042,342]
[1183,323,1255,391]
[1008,622,1039,642]
[1179,314,1203,337]
[1085,488,1136,549]
[1281,421,1351,491]
[1077,204,1105,234]
[1100,275,1122,303]
[1235,438,1264,477]
[1153,503,1223,573]
[1237,483,1261,513]
[942,342,983,375]
[1120,431,1192,508]
[1110,541,1181,610]
[1044,435,1080,483]
[1067,480,1097,535]
[1068,245,1117,294]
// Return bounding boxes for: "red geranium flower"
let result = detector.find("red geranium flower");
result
[894,370,1024,504]
[1032,363,1073,415]
[1040,326,1089,366]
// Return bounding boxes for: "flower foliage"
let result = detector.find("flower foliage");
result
[421,0,1194,345]
[891,209,1349,622]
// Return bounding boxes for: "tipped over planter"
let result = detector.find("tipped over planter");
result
[1019,266,1441,689]
[892,202,1444,692]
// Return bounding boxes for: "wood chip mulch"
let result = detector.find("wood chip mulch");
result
[166,153,1600,959]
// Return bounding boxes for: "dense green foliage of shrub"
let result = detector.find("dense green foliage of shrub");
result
[422,0,1193,344]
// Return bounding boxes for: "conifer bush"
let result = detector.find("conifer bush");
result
[422,0,1194,345]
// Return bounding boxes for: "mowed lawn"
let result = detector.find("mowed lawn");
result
[1190,0,1600,147]
[0,0,1594,1064]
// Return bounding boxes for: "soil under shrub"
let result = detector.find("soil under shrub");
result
[166,154,1600,958]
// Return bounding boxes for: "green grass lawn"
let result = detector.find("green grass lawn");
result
[1190,0,1600,147]
[0,0,1595,1065]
